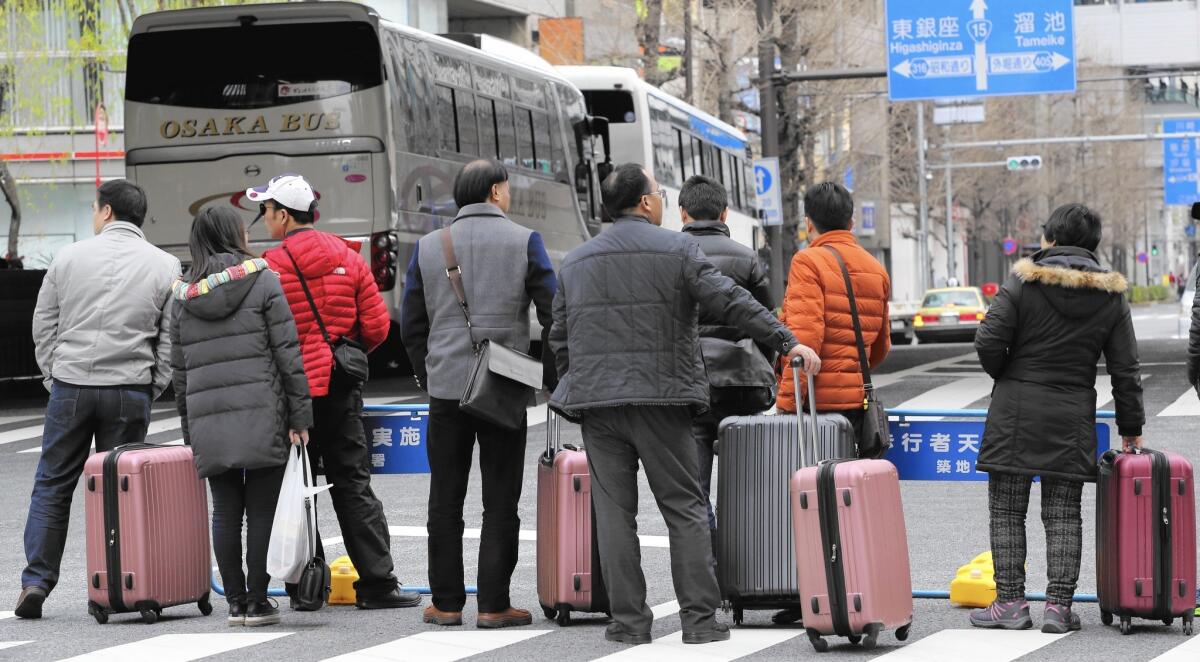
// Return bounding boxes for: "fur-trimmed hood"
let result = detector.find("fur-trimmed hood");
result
[1011,247,1127,319]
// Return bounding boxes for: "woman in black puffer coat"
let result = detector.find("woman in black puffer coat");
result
[969,204,1145,635]
[170,207,312,627]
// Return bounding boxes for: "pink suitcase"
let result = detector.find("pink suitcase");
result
[1097,448,1196,635]
[536,410,608,625]
[788,361,913,652]
[84,444,212,624]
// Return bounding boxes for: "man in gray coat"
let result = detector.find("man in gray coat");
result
[401,159,556,629]
[18,179,179,619]
[549,164,820,645]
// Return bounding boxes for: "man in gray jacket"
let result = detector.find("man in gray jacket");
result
[18,179,179,619]
[401,159,556,629]
[549,164,819,645]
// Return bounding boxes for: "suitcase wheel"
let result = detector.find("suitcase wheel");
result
[1163,617,1174,627]
[1120,616,1132,635]
[895,622,912,642]
[1184,613,1194,636]
[847,635,862,645]
[555,608,571,627]
[860,623,881,651]
[89,603,108,625]
[541,605,556,620]
[140,608,159,625]
[806,629,829,653]
[1100,610,1113,626]
[198,596,213,616]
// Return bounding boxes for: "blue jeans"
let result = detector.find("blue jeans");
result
[22,382,151,593]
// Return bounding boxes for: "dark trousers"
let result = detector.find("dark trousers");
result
[23,382,151,593]
[988,473,1084,605]
[209,466,285,604]
[584,405,721,635]
[426,397,527,613]
[691,413,719,531]
[301,376,397,597]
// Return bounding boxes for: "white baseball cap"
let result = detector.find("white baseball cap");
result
[245,173,316,212]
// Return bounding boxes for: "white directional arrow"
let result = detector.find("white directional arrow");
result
[987,51,1072,75]
[970,0,989,91]
[892,56,975,79]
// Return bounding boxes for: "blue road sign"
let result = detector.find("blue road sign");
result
[1164,118,1200,206]
[362,408,430,474]
[754,157,783,227]
[885,0,1076,102]
[885,420,1110,481]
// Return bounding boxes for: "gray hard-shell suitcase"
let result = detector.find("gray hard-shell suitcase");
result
[715,361,856,624]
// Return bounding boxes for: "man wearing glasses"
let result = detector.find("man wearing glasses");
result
[250,173,422,611]
[548,164,820,646]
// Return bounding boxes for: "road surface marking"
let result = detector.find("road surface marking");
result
[1148,633,1200,661]
[589,629,799,661]
[0,610,13,620]
[651,600,680,621]
[322,526,668,549]
[0,642,32,651]
[19,438,183,454]
[56,633,292,662]
[874,352,980,389]
[1,414,181,448]
[891,376,995,419]
[1158,386,1200,417]
[869,629,1070,662]
[320,630,549,662]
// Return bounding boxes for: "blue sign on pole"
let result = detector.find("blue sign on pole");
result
[1163,118,1200,206]
[885,0,1077,102]
[885,420,1110,481]
[362,409,431,474]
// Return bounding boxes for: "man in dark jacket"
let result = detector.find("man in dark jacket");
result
[253,173,420,610]
[549,164,819,645]
[400,159,556,629]
[678,175,774,552]
[973,203,1143,634]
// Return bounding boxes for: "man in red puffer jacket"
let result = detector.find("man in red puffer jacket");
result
[251,173,420,610]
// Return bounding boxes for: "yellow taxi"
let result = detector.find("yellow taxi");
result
[912,287,988,343]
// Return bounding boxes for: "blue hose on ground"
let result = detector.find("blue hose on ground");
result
[210,573,477,598]
[913,589,1099,603]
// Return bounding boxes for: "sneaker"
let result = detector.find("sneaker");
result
[683,622,731,644]
[477,607,533,629]
[14,587,46,620]
[424,605,463,626]
[244,598,281,627]
[772,607,804,625]
[969,599,1032,630]
[355,586,422,610]
[227,599,246,627]
[605,623,651,645]
[1042,602,1082,634]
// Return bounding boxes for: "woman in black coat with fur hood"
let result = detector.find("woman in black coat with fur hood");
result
[969,203,1144,634]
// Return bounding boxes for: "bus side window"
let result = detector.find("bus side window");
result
[678,129,690,180]
[384,33,410,153]
[515,107,535,170]
[436,84,457,153]
[691,137,703,177]
[532,110,552,175]
[456,90,479,156]
[478,96,498,159]
[403,37,438,157]
[494,99,517,166]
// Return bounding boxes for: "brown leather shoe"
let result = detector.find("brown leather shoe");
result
[477,607,533,629]
[423,605,463,626]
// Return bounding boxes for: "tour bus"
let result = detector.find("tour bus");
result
[557,66,759,248]
[124,2,610,366]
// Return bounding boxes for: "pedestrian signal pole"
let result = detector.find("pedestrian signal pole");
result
[756,0,784,308]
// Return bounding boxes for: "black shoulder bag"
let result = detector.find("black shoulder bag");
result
[440,228,543,430]
[283,246,369,385]
[824,246,891,459]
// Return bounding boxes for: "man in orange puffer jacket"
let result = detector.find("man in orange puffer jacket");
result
[776,182,891,425]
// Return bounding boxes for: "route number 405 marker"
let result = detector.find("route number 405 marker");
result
[885,0,1077,102]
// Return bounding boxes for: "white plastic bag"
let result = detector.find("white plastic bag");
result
[267,446,332,583]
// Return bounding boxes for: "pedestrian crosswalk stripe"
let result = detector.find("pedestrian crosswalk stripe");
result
[650,600,680,620]
[55,632,292,662]
[1158,386,1200,417]
[1094,375,1114,409]
[0,414,41,427]
[320,525,670,550]
[867,629,1070,662]
[1147,632,1200,661]
[0,610,13,620]
[19,437,184,454]
[2,413,182,448]
[588,629,800,661]
[892,376,995,419]
[0,641,32,651]
[873,353,979,389]
[319,630,550,662]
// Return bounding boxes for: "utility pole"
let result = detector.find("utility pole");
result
[757,0,784,307]
[945,151,955,286]
[684,0,693,104]
[916,102,929,295]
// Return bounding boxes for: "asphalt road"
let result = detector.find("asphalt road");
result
[0,304,1196,661]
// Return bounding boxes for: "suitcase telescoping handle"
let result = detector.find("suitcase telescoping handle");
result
[545,403,560,456]
[791,356,821,467]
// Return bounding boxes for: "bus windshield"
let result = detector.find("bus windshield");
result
[126,22,382,109]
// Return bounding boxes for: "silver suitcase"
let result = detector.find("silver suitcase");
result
[716,362,856,624]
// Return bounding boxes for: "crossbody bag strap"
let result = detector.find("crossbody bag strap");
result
[823,246,874,405]
[439,228,479,350]
[282,245,335,348]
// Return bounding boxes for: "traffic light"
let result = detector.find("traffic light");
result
[1151,244,1159,257]
[1006,155,1043,171]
